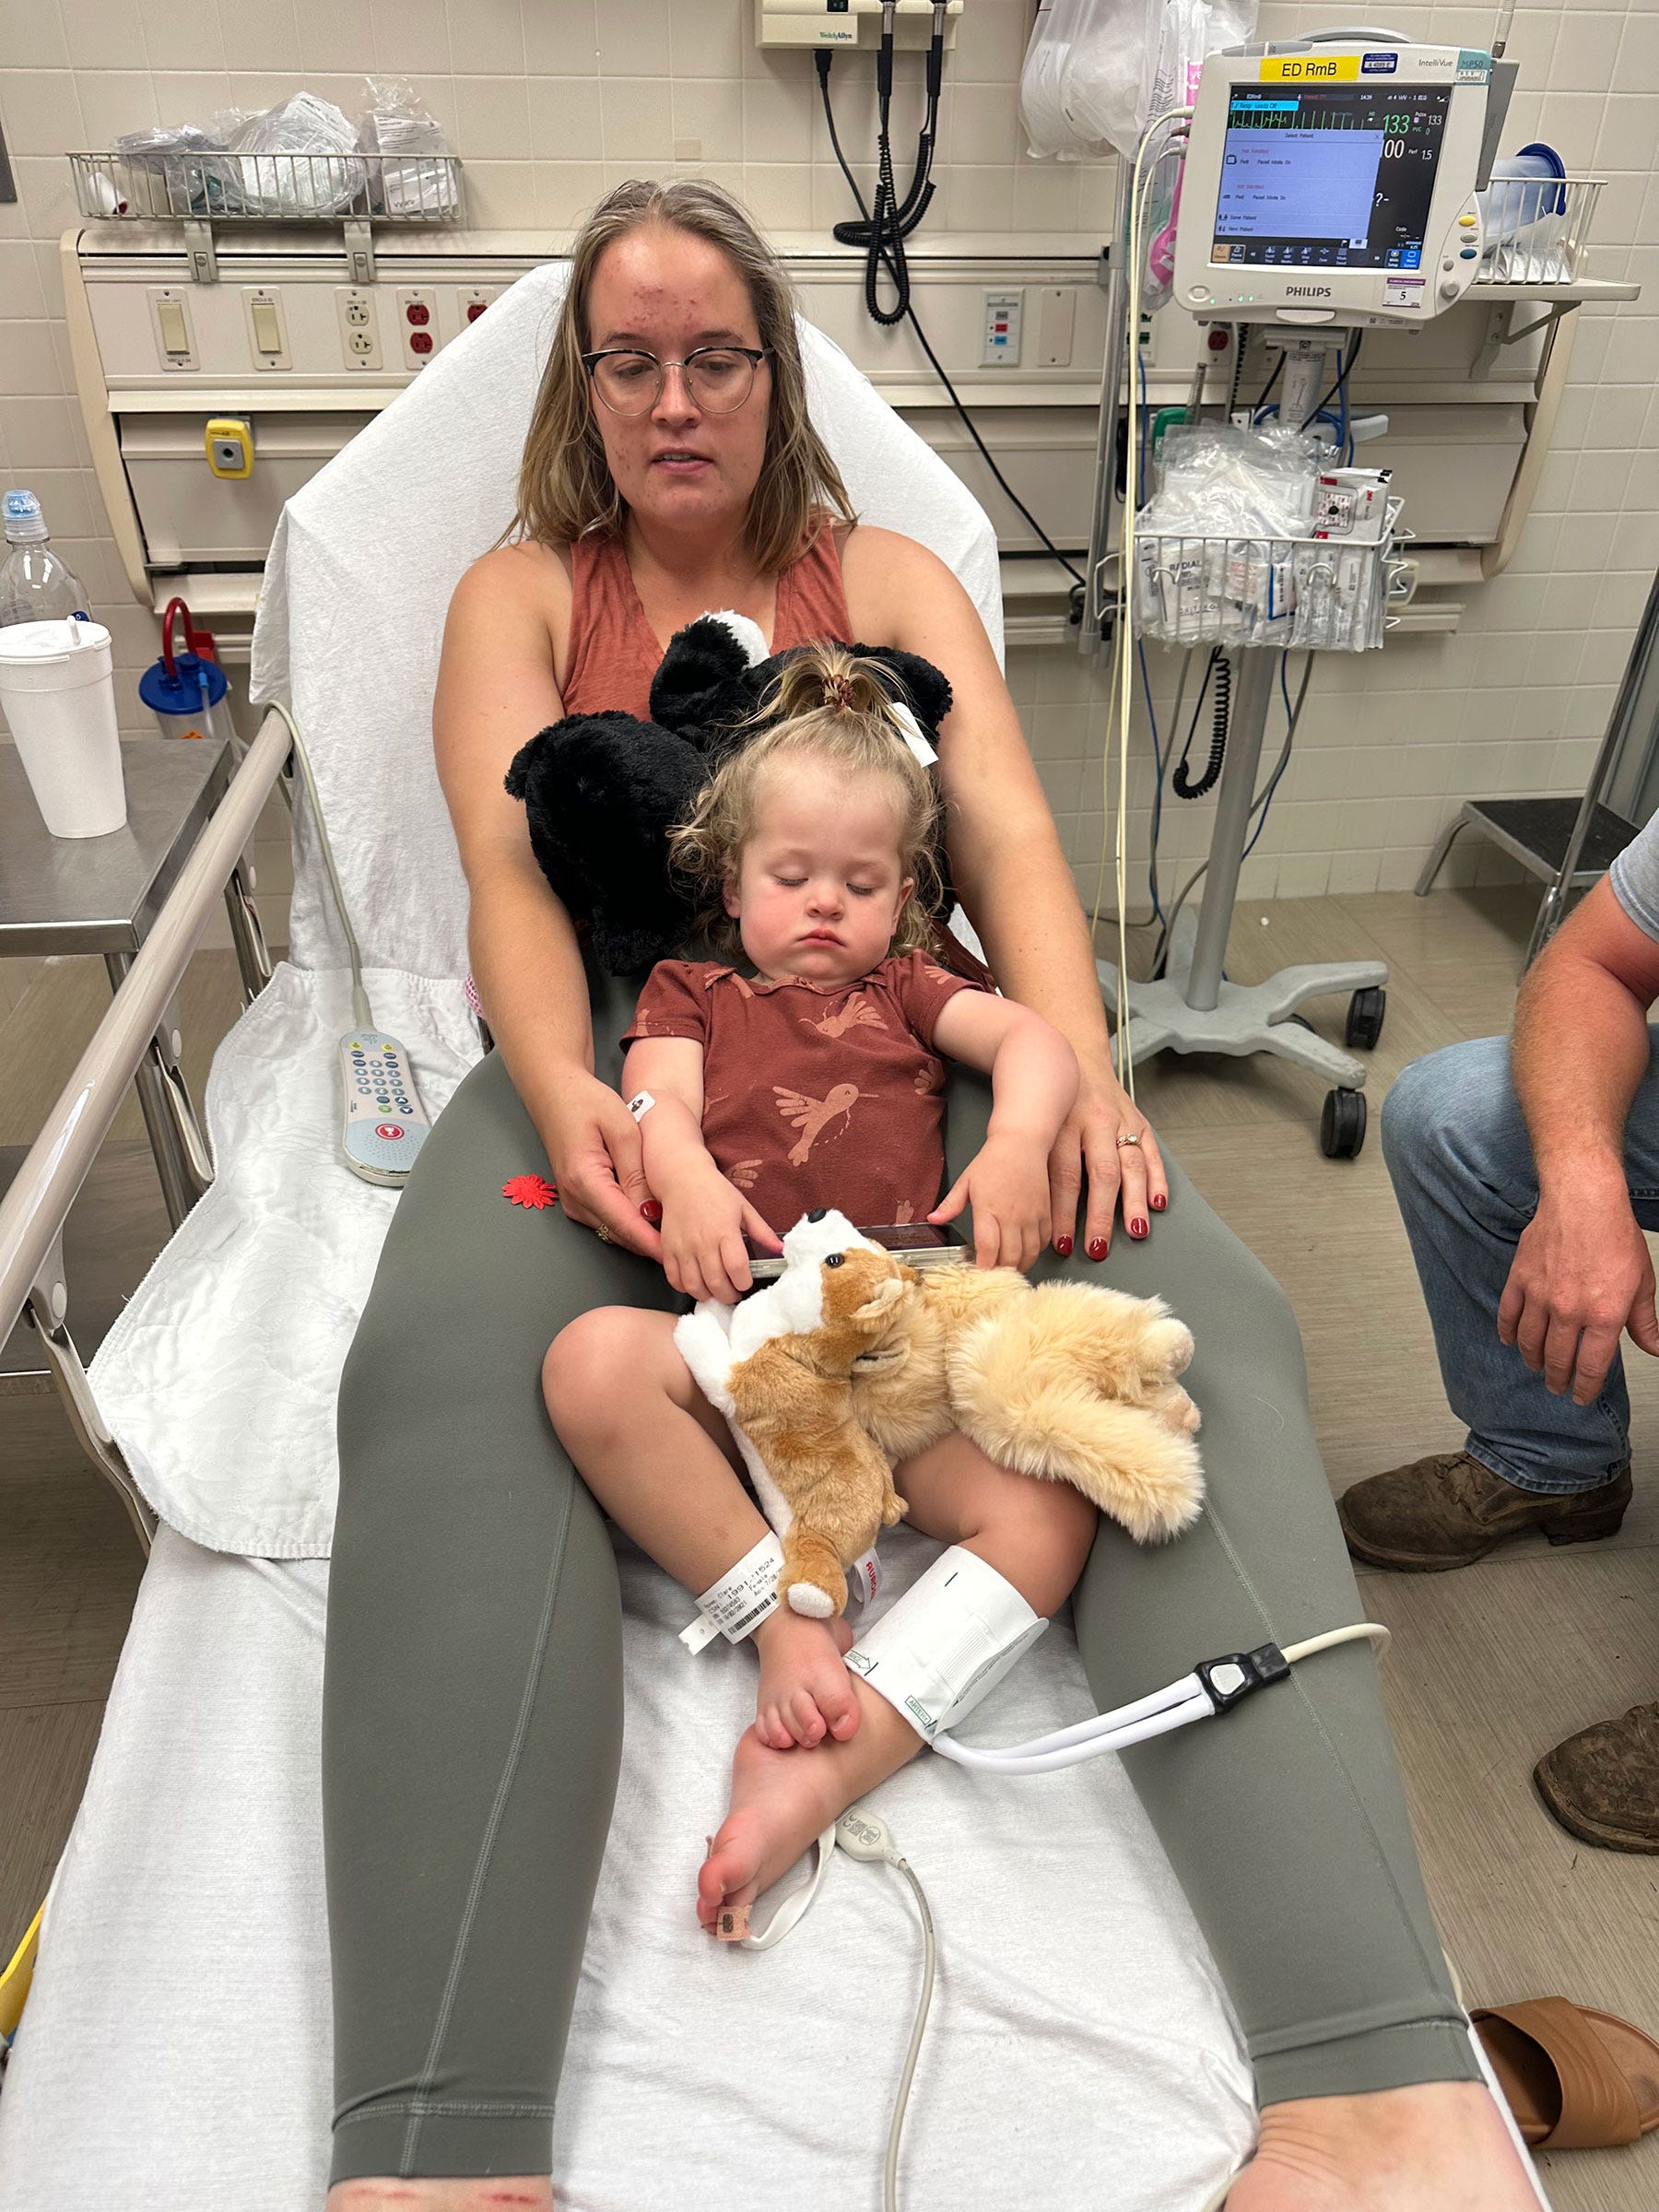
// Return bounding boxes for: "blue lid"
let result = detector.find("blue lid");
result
[139,649,229,716]
[1517,141,1567,179]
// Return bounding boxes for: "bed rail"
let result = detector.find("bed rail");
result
[0,706,294,1549]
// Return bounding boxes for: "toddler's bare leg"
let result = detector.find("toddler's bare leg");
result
[699,1436,1097,1929]
[543,1310,858,1748]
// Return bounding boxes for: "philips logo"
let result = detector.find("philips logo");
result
[1285,285,1334,298]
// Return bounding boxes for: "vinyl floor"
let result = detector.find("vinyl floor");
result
[3,888,1657,2209]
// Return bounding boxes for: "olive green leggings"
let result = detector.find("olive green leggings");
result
[322,966,1475,2183]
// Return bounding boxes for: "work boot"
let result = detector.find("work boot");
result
[1535,1703,1659,1854]
[1337,1451,1631,1571]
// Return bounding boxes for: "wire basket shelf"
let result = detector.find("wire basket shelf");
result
[1134,510,1411,653]
[1470,173,1601,288]
[68,147,465,225]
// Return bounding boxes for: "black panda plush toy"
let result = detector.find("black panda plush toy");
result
[504,611,954,975]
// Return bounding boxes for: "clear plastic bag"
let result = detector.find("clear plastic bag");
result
[1020,0,1256,162]
[217,91,365,217]
[113,124,237,217]
[356,76,456,218]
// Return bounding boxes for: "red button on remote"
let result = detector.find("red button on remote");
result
[376,1123,405,1140]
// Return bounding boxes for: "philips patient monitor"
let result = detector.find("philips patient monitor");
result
[1172,41,1493,326]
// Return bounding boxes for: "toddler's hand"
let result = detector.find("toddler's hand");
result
[930,1133,1052,1272]
[753,1606,861,1748]
[660,1168,781,1304]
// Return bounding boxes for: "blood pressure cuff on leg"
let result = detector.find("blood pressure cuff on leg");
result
[844,1545,1048,1740]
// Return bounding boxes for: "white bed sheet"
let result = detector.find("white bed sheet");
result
[0,1522,1253,2211]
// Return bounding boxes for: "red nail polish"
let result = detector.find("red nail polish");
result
[1088,1237,1107,1261]
[1150,1194,1166,1212]
[1054,1234,1074,1256]
[1131,1218,1147,1239]
[640,1199,663,1224]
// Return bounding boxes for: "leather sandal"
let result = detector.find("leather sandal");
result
[1473,1995,1659,2148]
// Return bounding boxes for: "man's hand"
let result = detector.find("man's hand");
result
[1498,1170,1659,1404]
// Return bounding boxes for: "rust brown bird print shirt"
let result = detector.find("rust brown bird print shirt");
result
[623,952,983,1236]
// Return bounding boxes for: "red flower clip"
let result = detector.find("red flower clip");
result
[502,1172,558,1211]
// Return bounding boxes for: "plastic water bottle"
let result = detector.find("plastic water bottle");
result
[0,491,90,629]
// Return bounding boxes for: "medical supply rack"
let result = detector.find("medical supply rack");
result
[68,149,465,284]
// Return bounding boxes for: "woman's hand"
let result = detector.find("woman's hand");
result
[1048,1047,1169,1259]
[539,1066,665,1259]
[931,1131,1053,1273]
[659,1165,782,1305]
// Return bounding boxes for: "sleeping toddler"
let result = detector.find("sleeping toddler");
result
[541,642,1096,1933]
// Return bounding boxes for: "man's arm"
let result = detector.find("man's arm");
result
[1502,876,1659,1402]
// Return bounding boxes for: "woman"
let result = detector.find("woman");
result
[323,182,1535,2212]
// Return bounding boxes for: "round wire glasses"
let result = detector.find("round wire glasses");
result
[581,346,769,417]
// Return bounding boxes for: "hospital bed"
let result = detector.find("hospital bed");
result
[0,262,1256,2209]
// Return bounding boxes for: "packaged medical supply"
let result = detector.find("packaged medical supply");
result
[0,619,127,839]
[356,77,456,217]
[1312,468,1393,541]
[0,491,89,629]
[217,93,364,216]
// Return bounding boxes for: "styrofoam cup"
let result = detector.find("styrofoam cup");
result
[0,618,127,837]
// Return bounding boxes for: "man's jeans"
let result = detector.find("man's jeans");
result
[1382,1032,1659,1496]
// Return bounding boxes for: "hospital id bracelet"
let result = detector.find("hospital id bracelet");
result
[679,1530,784,1653]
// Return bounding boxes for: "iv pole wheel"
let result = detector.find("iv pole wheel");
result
[1345,985,1386,1051]
[1321,1087,1367,1160]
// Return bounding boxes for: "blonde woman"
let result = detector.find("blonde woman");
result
[324,182,1536,2212]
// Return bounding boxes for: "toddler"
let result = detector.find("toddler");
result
[542,643,1098,1932]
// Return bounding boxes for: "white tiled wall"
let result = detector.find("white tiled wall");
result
[1,0,1655,925]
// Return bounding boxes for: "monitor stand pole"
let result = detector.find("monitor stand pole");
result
[1095,642,1386,1100]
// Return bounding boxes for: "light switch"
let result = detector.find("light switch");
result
[251,299,283,355]
[158,299,191,356]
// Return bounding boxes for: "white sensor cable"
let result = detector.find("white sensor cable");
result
[932,1621,1391,1774]
[834,1808,936,2212]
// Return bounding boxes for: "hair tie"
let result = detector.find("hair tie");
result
[822,673,855,712]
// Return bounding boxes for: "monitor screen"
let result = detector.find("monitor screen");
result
[1209,84,1451,272]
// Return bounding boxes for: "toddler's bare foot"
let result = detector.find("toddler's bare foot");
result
[752,1605,857,1747]
[1224,2081,1541,2211]
[698,1689,920,1931]
[326,2178,550,2210]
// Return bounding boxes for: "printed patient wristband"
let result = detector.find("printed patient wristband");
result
[680,1530,784,1653]
[844,1544,1047,1739]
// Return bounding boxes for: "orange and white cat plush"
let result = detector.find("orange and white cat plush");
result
[677,1211,1204,1621]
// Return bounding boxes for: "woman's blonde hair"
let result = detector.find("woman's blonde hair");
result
[505,179,856,572]
[670,643,941,961]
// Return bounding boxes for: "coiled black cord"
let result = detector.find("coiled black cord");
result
[817,10,943,329]
[1172,648,1230,798]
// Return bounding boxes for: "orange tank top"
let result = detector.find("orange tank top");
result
[560,520,854,718]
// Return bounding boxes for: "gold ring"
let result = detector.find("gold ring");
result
[1116,1132,1143,1148]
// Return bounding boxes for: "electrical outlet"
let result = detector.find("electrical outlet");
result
[980,289,1022,369]
[335,286,382,370]
[458,285,501,327]
[396,286,440,368]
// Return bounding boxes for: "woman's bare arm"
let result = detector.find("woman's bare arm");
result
[433,544,661,1253]
[841,525,1167,1253]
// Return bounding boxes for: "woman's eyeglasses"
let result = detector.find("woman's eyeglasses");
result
[581,346,768,417]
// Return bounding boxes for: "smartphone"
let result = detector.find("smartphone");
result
[743,1222,970,1282]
